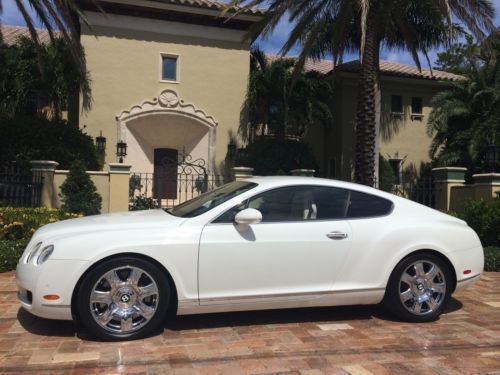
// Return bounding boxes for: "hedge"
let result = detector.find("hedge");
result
[484,247,500,272]
[0,239,28,273]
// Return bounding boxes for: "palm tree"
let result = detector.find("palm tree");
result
[226,0,496,186]
[427,33,500,173]
[243,47,333,142]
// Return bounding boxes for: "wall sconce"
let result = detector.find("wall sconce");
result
[227,140,236,160]
[95,131,106,153]
[116,141,127,163]
[485,143,499,172]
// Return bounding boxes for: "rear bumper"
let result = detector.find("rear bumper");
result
[16,258,89,320]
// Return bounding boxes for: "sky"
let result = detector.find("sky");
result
[2,0,500,67]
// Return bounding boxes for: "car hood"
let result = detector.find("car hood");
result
[34,209,183,242]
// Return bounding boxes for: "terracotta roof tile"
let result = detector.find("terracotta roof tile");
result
[335,59,463,81]
[0,25,59,46]
[162,0,265,15]
[266,54,334,74]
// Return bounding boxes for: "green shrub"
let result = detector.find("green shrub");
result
[60,161,102,215]
[236,137,318,175]
[379,155,395,192]
[130,195,160,211]
[0,116,100,170]
[0,207,81,241]
[484,246,500,272]
[0,239,29,273]
[459,197,500,247]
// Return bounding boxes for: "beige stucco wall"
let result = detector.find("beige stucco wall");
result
[309,73,451,181]
[80,12,251,174]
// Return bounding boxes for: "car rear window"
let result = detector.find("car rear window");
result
[346,190,393,218]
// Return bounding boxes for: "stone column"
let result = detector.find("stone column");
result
[290,169,316,177]
[30,160,59,208]
[432,167,466,211]
[472,173,500,200]
[232,167,254,181]
[108,163,131,212]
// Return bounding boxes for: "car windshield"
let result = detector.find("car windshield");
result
[167,181,257,218]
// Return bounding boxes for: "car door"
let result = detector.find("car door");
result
[198,185,353,304]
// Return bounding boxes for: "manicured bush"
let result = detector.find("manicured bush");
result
[459,197,500,248]
[0,116,100,170]
[59,161,102,215]
[484,247,500,272]
[0,239,29,273]
[236,137,318,175]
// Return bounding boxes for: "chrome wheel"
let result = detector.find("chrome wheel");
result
[90,266,159,334]
[399,260,446,316]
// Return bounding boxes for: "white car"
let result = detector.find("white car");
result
[16,176,483,340]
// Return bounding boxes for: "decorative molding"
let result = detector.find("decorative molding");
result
[116,89,218,128]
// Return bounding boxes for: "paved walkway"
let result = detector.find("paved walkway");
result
[0,271,499,374]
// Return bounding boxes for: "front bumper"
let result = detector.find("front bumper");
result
[16,258,90,320]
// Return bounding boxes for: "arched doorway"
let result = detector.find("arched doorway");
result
[116,89,218,204]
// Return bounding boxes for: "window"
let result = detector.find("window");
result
[161,55,178,81]
[391,95,403,114]
[346,190,393,218]
[168,181,257,218]
[213,186,351,223]
[411,97,423,120]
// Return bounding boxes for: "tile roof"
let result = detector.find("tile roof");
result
[0,25,59,46]
[335,59,463,81]
[158,0,265,15]
[266,54,334,74]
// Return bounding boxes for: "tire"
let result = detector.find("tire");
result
[76,257,170,340]
[383,253,453,322]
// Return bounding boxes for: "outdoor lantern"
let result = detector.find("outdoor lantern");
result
[116,141,127,163]
[227,140,236,160]
[95,131,106,153]
[485,143,499,172]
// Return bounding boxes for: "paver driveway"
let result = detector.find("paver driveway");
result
[0,271,499,374]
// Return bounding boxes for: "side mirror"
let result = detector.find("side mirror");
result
[234,208,262,226]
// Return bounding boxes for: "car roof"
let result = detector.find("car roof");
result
[241,176,388,197]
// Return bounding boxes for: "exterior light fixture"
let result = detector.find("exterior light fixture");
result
[95,131,106,153]
[485,143,499,172]
[227,140,236,160]
[116,141,127,163]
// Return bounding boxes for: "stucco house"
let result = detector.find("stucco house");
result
[2,1,462,203]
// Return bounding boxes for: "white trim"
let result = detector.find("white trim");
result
[159,53,180,83]
[84,11,247,43]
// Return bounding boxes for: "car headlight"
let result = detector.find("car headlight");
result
[25,242,42,264]
[36,245,54,265]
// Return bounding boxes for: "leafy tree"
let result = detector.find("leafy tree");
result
[428,30,500,173]
[0,116,100,170]
[60,161,102,215]
[0,36,91,119]
[378,154,395,192]
[226,0,496,186]
[242,48,333,141]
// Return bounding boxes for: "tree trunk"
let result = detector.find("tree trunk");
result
[67,11,81,129]
[354,8,379,186]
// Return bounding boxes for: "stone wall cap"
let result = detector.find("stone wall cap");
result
[432,167,467,171]
[232,167,254,171]
[30,160,59,171]
[472,173,500,177]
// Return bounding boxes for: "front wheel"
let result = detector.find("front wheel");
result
[384,253,452,322]
[76,257,170,340]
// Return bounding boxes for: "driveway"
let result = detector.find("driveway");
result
[0,271,499,374]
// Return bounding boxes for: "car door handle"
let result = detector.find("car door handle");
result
[326,231,348,240]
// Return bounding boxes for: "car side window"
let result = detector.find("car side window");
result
[213,185,351,223]
[346,190,393,218]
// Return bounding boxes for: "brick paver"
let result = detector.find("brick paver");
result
[0,271,499,374]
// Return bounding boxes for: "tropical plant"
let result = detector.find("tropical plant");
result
[242,48,333,141]
[428,31,500,173]
[0,36,91,119]
[0,116,101,170]
[226,0,496,186]
[59,160,102,215]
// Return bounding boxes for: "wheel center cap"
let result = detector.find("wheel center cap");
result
[417,283,424,291]
[120,294,130,303]
[113,288,136,307]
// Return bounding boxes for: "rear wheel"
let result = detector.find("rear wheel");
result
[76,257,170,340]
[384,253,452,322]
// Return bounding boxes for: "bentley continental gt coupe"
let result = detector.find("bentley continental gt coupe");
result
[16,176,483,340]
